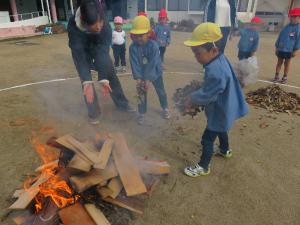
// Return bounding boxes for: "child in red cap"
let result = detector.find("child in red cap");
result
[154,8,171,67]
[273,8,300,83]
[237,16,262,60]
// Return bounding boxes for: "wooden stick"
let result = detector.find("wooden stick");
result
[107,177,123,199]
[70,161,118,193]
[35,160,59,173]
[56,135,92,164]
[112,133,147,196]
[93,139,114,169]
[9,173,51,209]
[59,203,96,225]
[84,204,111,225]
[97,187,113,198]
[103,196,144,215]
[135,158,170,175]
[68,154,91,172]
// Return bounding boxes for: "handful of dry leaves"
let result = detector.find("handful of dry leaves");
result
[173,80,203,117]
[246,85,300,115]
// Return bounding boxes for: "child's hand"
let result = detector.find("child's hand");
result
[183,96,192,110]
[292,51,297,57]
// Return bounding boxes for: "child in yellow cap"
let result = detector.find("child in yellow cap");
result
[183,23,248,177]
[129,16,170,125]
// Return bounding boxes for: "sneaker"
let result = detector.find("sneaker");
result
[137,114,145,125]
[214,147,233,158]
[184,164,210,177]
[121,66,127,73]
[281,75,287,84]
[115,66,121,73]
[124,105,136,112]
[162,108,170,120]
[88,117,100,125]
[273,74,280,82]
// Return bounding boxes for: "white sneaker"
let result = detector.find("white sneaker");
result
[162,108,170,120]
[214,147,233,158]
[184,164,210,177]
[88,117,100,125]
[137,114,145,125]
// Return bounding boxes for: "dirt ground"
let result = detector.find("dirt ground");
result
[0,31,300,225]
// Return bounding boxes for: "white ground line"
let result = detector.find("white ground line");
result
[0,72,300,93]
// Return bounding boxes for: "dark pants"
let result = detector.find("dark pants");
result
[238,51,252,60]
[219,27,231,54]
[73,47,129,119]
[198,128,229,170]
[159,46,166,62]
[138,76,168,114]
[112,44,126,67]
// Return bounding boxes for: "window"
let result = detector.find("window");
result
[237,0,249,12]
[168,0,188,11]
[189,0,207,11]
[147,0,166,11]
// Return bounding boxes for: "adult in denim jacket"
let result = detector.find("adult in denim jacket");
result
[204,0,238,53]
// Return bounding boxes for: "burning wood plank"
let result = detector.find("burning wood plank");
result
[9,173,51,209]
[93,139,114,169]
[112,133,147,197]
[35,160,59,173]
[32,198,59,225]
[69,161,118,193]
[58,203,96,225]
[84,204,111,225]
[103,196,144,215]
[56,135,92,164]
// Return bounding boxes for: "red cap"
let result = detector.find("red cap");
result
[289,8,300,17]
[138,12,148,17]
[251,16,262,24]
[159,8,168,18]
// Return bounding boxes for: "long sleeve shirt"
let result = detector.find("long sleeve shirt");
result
[238,28,260,52]
[67,8,112,82]
[129,40,162,81]
[154,24,171,47]
[275,23,300,53]
[190,54,248,132]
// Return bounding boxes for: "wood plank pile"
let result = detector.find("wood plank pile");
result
[8,133,170,225]
[246,85,300,115]
[173,80,203,117]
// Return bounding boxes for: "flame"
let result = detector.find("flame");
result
[30,133,59,164]
[35,175,79,212]
[27,132,78,212]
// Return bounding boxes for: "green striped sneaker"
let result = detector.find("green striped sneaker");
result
[184,164,210,177]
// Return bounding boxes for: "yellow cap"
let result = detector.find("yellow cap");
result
[184,23,223,47]
[130,16,151,35]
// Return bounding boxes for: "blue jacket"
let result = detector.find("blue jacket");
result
[275,23,300,53]
[129,40,163,81]
[238,28,260,52]
[204,0,238,29]
[154,24,171,47]
[190,54,248,132]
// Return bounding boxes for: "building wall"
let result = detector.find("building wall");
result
[147,10,203,24]
[16,0,38,14]
[256,0,290,30]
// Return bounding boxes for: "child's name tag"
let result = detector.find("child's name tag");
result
[143,57,148,64]
[249,37,254,41]
[289,32,295,37]
[164,31,167,35]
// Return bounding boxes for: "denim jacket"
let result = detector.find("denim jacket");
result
[275,23,300,53]
[204,0,238,29]
[190,54,248,132]
[129,40,163,81]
